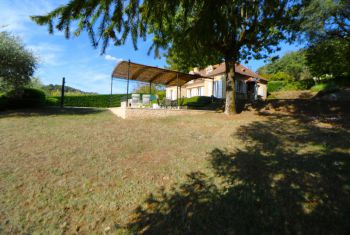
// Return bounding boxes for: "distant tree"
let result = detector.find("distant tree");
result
[300,0,349,79]
[133,83,164,95]
[257,51,311,81]
[32,0,301,115]
[0,32,37,95]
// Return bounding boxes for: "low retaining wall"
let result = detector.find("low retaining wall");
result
[109,107,214,119]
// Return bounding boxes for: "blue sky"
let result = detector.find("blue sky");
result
[1,0,304,94]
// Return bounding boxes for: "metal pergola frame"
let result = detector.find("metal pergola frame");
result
[110,60,208,108]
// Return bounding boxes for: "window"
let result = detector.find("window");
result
[199,87,205,96]
[214,80,222,98]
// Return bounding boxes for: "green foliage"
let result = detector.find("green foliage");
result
[283,79,315,91]
[269,72,294,81]
[301,0,349,42]
[306,38,350,78]
[50,94,128,108]
[156,90,165,100]
[27,77,44,90]
[0,93,7,110]
[179,96,214,107]
[268,81,285,92]
[133,84,164,95]
[257,51,311,81]
[5,88,46,109]
[268,79,315,92]
[0,32,37,92]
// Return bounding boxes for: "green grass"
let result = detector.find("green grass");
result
[0,102,349,234]
[268,80,315,92]
[310,82,340,93]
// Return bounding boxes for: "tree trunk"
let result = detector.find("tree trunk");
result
[224,59,237,115]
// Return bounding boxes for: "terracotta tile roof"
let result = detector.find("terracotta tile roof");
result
[194,62,266,81]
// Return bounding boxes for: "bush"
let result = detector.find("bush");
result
[180,96,214,107]
[6,88,46,109]
[51,94,128,107]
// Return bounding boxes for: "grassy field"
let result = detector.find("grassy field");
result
[0,102,349,234]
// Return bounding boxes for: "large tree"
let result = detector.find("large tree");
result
[301,0,349,43]
[0,32,37,94]
[32,0,301,114]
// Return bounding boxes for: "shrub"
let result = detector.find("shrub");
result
[6,88,46,109]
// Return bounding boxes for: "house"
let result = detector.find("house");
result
[166,62,267,101]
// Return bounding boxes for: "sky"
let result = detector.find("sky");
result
[1,0,304,94]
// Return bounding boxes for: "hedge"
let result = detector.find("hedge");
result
[49,94,129,107]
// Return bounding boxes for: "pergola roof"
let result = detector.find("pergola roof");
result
[111,61,204,86]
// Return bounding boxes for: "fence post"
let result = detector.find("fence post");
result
[60,77,65,108]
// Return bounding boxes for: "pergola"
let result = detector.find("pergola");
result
[111,60,204,106]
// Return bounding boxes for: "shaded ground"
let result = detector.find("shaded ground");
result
[0,100,349,234]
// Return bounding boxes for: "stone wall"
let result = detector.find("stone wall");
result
[109,107,213,119]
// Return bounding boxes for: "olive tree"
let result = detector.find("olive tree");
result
[0,32,37,94]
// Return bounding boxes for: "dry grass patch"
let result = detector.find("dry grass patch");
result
[1,103,349,234]
[0,108,260,234]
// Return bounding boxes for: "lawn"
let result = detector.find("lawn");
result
[0,102,349,234]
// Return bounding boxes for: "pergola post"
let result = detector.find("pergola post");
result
[126,60,130,108]
[149,81,152,94]
[110,75,113,107]
[176,73,179,108]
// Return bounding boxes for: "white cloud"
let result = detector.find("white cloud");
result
[104,54,122,62]
[27,43,64,66]
[0,0,62,39]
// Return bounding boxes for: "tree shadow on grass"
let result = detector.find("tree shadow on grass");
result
[124,112,350,234]
[246,99,350,128]
[0,107,106,118]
